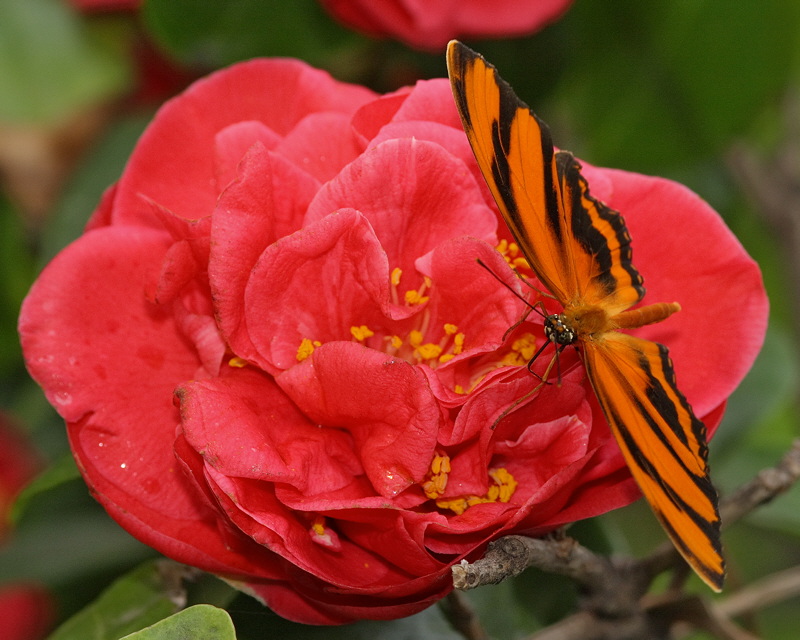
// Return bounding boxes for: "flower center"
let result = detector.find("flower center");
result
[497,239,530,273]
[294,267,467,369]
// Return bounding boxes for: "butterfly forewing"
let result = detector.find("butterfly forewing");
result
[447,40,573,304]
[447,41,644,313]
[582,333,724,590]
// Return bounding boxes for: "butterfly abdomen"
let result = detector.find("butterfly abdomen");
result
[613,302,681,330]
[555,300,681,344]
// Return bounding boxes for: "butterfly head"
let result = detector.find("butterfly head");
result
[544,314,576,347]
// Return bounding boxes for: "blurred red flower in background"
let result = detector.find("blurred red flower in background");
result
[0,415,42,540]
[0,584,56,640]
[318,0,574,50]
[0,416,54,640]
[19,59,767,623]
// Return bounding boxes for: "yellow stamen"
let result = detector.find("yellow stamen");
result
[404,289,430,305]
[501,352,526,366]
[390,335,403,349]
[490,468,518,503]
[228,357,248,368]
[416,343,443,360]
[512,334,537,361]
[423,452,451,499]
[309,515,341,550]
[435,467,517,515]
[453,333,465,354]
[297,338,322,362]
[436,497,469,515]
[444,323,458,335]
[312,518,326,536]
[439,353,454,363]
[501,333,538,366]
[391,267,402,286]
[350,325,375,341]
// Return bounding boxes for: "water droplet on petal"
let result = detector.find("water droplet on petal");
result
[53,391,72,406]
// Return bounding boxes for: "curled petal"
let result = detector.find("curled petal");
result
[278,343,441,498]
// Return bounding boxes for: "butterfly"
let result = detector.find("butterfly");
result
[446,40,724,591]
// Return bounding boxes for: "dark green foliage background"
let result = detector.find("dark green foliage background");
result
[1,0,798,638]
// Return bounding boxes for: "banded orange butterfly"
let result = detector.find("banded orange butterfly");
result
[446,40,724,591]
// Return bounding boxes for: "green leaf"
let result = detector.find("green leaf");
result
[555,0,800,171]
[41,114,151,263]
[0,0,132,124]
[120,605,236,640]
[652,0,800,147]
[142,0,357,70]
[47,560,189,640]
[713,324,799,458]
[8,453,80,525]
[0,196,35,378]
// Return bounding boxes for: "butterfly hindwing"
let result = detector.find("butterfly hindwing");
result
[582,332,724,591]
[447,40,644,314]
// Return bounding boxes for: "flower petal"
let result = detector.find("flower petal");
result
[242,208,395,371]
[278,343,441,498]
[111,59,374,225]
[210,144,321,364]
[306,138,497,284]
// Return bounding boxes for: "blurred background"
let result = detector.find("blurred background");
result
[1,1,798,638]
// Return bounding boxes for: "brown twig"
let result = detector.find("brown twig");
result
[726,91,800,331]
[450,439,800,640]
[717,564,800,620]
[441,590,490,640]
[721,438,800,525]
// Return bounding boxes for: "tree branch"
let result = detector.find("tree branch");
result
[450,439,800,639]
[441,590,490,640]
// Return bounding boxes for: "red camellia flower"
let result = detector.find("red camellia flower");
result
[19,59,767,624]
[318,0,574,50]
[0,419,50,639]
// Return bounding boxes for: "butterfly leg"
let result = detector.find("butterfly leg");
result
[491,347,561,430]
[490,380,546,430]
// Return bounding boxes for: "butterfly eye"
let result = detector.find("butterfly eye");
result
[544,314,576,346]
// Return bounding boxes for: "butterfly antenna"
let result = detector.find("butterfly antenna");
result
[477,258,549,341]
[476,259,543,315]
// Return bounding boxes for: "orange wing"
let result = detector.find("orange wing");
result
[582,333,724,591]
[446,40,644,316]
